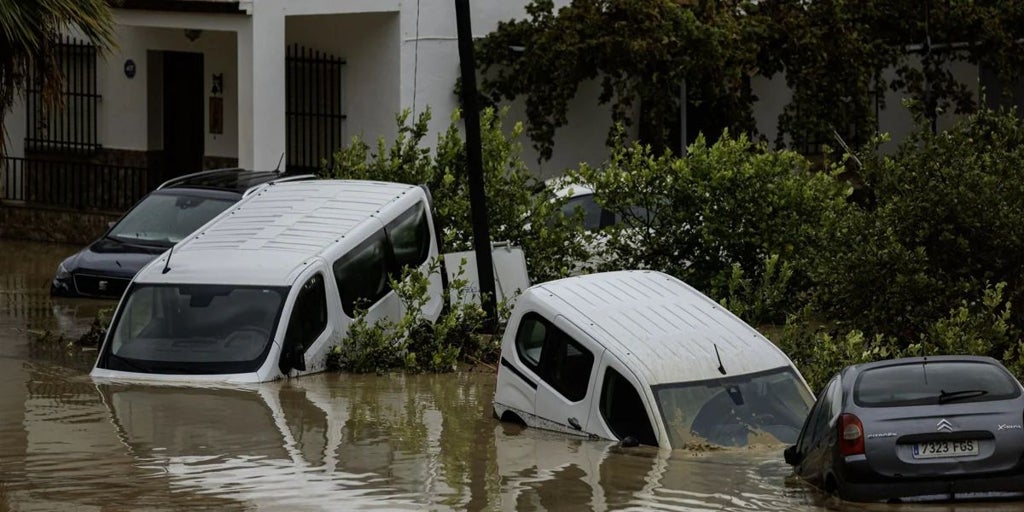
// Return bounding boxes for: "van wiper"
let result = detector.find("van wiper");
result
[938,389,988,404]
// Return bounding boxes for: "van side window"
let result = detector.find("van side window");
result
[387,203,431,274]
[600,367,658,447]
[281,274,328,362]
[333,230,392,317]
[514,313,595,402]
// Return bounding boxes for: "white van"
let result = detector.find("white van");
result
[91,179,443,383]
[493,270,814,449]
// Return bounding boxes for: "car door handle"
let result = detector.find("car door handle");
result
[568,417,582,431]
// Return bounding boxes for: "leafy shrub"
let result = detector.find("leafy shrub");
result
[329,259,509,374]
[776,282,1021,391]
[576,131,851,324]
[814,109,1024,341]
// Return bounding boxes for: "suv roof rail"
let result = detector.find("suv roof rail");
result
[242,173,318,197]
[156,168,243,190]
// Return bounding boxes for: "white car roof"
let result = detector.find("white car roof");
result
[544,176,594,199]
[134,180,420,287]
[524,270,794,386]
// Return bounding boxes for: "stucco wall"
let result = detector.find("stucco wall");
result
[102,25,238,159]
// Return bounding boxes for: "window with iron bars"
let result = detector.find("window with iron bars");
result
[25,37,101,153]
[286,44,346,174]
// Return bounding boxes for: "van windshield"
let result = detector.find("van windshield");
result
[653,367,813,448]
[102,284,287,374]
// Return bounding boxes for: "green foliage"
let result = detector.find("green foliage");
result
[329,259,508,374]
[476,0,1024,156]
[476,0,760,158]
[324,107,590,283]
[814,109,1024,341]
[576,131,851,323]
[777,282,1021,390]
[713,254,795,327]
[0,0,116,156]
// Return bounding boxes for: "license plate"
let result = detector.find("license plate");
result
[913,439,979,459]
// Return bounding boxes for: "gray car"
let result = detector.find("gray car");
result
[784,355,1024,502]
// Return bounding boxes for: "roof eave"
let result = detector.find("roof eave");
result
[114,0,247,15]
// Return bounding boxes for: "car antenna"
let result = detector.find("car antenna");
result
[161,246,173,274]
[274,152,285,172]
[714,343,727,375]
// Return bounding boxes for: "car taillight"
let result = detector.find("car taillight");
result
[839,413,865,456]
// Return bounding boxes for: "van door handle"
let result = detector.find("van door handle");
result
[568,417,582,431]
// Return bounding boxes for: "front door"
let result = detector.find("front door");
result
[530,315,604,437]
[162,51,204,179]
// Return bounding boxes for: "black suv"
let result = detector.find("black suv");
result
[51,168,310,299]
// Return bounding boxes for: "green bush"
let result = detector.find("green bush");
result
[814,109,1024,341]
[329,259,509,374]
[776,282,1021,391]
[576,131,851,324]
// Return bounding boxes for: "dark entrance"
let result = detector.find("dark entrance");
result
[162,51,204,179]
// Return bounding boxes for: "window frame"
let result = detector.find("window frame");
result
[513,312,595,403]
[332,228,394,318]
[385,202,432,275]
[599,366,658,446]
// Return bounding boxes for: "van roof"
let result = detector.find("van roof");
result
[526,270,794,386]
[134,180,421,287]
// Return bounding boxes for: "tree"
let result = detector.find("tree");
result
[475,0,1024,157]
[475,0,762,160]
[0,0,115,155]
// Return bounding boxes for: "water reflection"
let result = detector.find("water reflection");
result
[4,239,1024,511]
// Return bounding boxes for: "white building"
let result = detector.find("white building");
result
[2,0,608,182]
[1,0,1015,218]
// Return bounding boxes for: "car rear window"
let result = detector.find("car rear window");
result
[855,361,1021,407]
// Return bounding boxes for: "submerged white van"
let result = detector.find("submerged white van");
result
[493,270,814,449]
[91,180,443,383]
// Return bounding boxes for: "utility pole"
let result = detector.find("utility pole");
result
[454,0,497,327]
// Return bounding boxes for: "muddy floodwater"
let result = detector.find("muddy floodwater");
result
[1,239,1022,511]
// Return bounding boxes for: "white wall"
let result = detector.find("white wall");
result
[101,25,238,158]
[398,0,600,176]
[4,97,26,159]
[751,73,791,148]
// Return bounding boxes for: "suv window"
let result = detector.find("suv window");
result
[387,203,431,274]
[333,230,392,317]
[855,361,1021,407]
[280,274,328,370]
[514,313,595,402]
[600,367,658,446]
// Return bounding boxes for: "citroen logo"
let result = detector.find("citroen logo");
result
[98,280,108,291]
[937,419,954,432]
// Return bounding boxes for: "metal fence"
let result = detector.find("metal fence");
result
[25,37,101,153]
[1,157,152,211]
[286,44,346,174]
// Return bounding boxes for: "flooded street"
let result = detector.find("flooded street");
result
[1,239,1022,511]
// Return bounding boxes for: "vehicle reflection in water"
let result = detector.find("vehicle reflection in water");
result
[5,239,1024,511]
[95,374,486,510]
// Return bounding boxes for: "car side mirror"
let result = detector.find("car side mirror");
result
[783,445,801,466]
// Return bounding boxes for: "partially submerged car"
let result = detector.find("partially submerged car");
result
[51,168,310,299]
[784,355,1024,502]
[493,270,814,449]
[91,179,443,383]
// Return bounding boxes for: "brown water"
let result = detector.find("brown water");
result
[1,239,1021,511]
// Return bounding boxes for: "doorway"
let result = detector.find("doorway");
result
[162,51,204,179]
